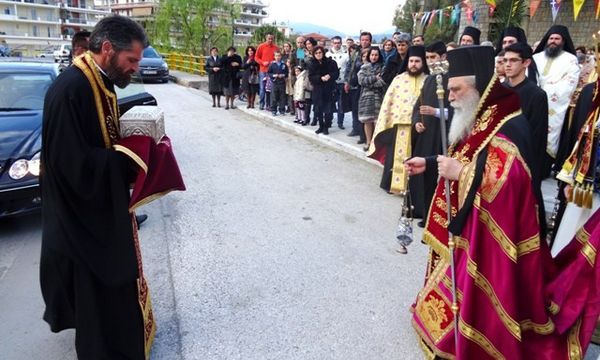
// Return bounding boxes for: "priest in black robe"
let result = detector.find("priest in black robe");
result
[40,16,154,359]
[409,41,453,224]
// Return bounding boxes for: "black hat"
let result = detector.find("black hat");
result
[495,26,527,54]
[533,25,576,55]
[400,45,430,74]
[425,41,447,55]
[447,45,495,94]
[460,26,481,45]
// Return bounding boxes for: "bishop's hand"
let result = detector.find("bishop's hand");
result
[437,156,463,181]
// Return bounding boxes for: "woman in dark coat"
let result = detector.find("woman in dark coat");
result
[205,47,223,107]
[242,46,260,109]
[221,46,243,110]
[308,45,339,135]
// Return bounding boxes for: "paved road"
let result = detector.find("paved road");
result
[0,81,598,360]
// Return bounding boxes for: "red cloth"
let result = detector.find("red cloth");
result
[114,135,186,211]
[255,42,279,73]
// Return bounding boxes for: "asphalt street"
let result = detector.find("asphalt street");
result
[0,81,598,360]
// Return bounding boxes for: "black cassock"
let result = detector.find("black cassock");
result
[40,66,145,359]
[504,78,548,186]
[409,74,453,219]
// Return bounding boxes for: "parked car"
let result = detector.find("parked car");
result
[137,46,169,83]
[53,44,71,63]
[0,59,157,218]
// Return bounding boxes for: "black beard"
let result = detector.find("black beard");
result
[106,53,132,89]
[408,66,424,76]
[544,44,563,58]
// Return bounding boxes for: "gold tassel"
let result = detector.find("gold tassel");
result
[566,185,574,202]
[584,183,594,209]
[574,184,583,207]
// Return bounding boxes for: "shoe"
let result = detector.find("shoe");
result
[231,105,237,109]
[272,112,277,116]
[301,121,308,126]
[322,129,329,135]
[310,121,317,126]
[217,104,221,108]
[347,131,359,137]
[212,104,216,108]
[363,145,370,151]
[135,214,148,229]
[259,105,264,110]
[338,125,345,130]
[315,128,323,134]
[417,220,425,228]
[357,139,366,144]
[225,106,230,110]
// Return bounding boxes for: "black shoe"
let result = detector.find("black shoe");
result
[417,220,425,228]
[310,121,317,126]
[315,128,323,134]
[357,139,366,144]
[347,131,359,137]
[225,106,230,110]
[338,124,345,130]
[259,105,264,110]
[301,121,308,126]
[136,214,148,229]
[212,104,216,108]
[322,128,329,135]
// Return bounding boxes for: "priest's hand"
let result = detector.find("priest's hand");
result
[437,156,463,181]
[404,157,426,176]
[415,122,426,133]
[419,105,436,116]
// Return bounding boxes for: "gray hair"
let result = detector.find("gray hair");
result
[89,15,148,54]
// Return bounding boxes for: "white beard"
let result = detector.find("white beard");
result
[449,90,481,145]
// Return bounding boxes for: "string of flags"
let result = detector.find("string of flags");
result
[412,0,599,30]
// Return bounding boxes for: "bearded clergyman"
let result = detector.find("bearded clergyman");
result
[367,45,428,195]
[405,45,600,359]
[533,25,580,178]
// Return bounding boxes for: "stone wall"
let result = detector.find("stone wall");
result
[457,0,600,47]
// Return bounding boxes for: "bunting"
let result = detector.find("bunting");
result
[573,0,585,20]
[466,6,474,24]
[511,0,522,18]
[550,0,561,22]
[451,4,461,25]
[530,0,541,17]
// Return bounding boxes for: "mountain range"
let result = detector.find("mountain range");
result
[288,22,396,42]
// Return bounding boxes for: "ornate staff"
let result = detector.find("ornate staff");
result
[431,60,460,351]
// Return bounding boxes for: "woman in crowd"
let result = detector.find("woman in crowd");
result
[285,57,295,115]
[206,47,224,107]
[381,39,397,66]
[282,42,293,63]
[242,46,260,109]
[358,46,386,151]
[221,46,243,110]
[303,37,317,125]
[307,45,339,135]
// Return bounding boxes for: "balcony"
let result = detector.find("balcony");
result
[240,8,267,17]
[0,0,60,8]
[0,13,61,24]
[62,17,97,27]
[60,2,111,15]
[235,0,267,7]
[233,19,260,28]
[0,29,62,40]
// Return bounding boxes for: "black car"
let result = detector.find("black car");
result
[137,46,169,83]
[0,59,157,218]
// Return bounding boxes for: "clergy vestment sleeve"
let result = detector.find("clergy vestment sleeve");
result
[42,71,138,286]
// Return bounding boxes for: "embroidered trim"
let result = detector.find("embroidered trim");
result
[567,319,582,360]
[476,205,518,263]
[459,318,506,360]
[520,318,555,335]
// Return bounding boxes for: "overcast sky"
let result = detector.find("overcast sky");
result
[265,0,401,35]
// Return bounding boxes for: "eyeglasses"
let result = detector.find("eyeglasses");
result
[503,58,523,64]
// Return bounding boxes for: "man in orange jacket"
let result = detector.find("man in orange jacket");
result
[255,33,279,110]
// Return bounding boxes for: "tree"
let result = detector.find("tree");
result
[250,24,286,46]
[489,0,528,44]
[393,0,420,34]
[152,0,238,54]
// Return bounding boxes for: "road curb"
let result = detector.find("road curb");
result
[170,72,382,168]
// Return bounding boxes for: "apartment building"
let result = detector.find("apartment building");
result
[0,0,109,55]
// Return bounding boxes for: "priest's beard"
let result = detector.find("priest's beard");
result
[106,53,133,89]
[544,43,563,58]
[449,89,481,144]
[408,66,424,76]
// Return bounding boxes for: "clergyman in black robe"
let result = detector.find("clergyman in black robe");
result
[40,16,153,359]
[410,73,453,221]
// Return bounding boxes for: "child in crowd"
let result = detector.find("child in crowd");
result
[293,65,308,123]
[267,50,288,116]
[285,58,295,115]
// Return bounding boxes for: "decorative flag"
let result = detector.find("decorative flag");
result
[530,0,541,17]
[511,0,522,18]
[485,0,497,16]
[466,6,474,24]
[573,0,585,20]
[473,9,479,24]
[550,0,561,22]
[420,12,429,27]
[451,4,461,24]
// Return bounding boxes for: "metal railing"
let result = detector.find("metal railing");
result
[165,53,206,76]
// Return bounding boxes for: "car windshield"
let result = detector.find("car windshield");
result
[0,72,53,111]
[143,47,161,58]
